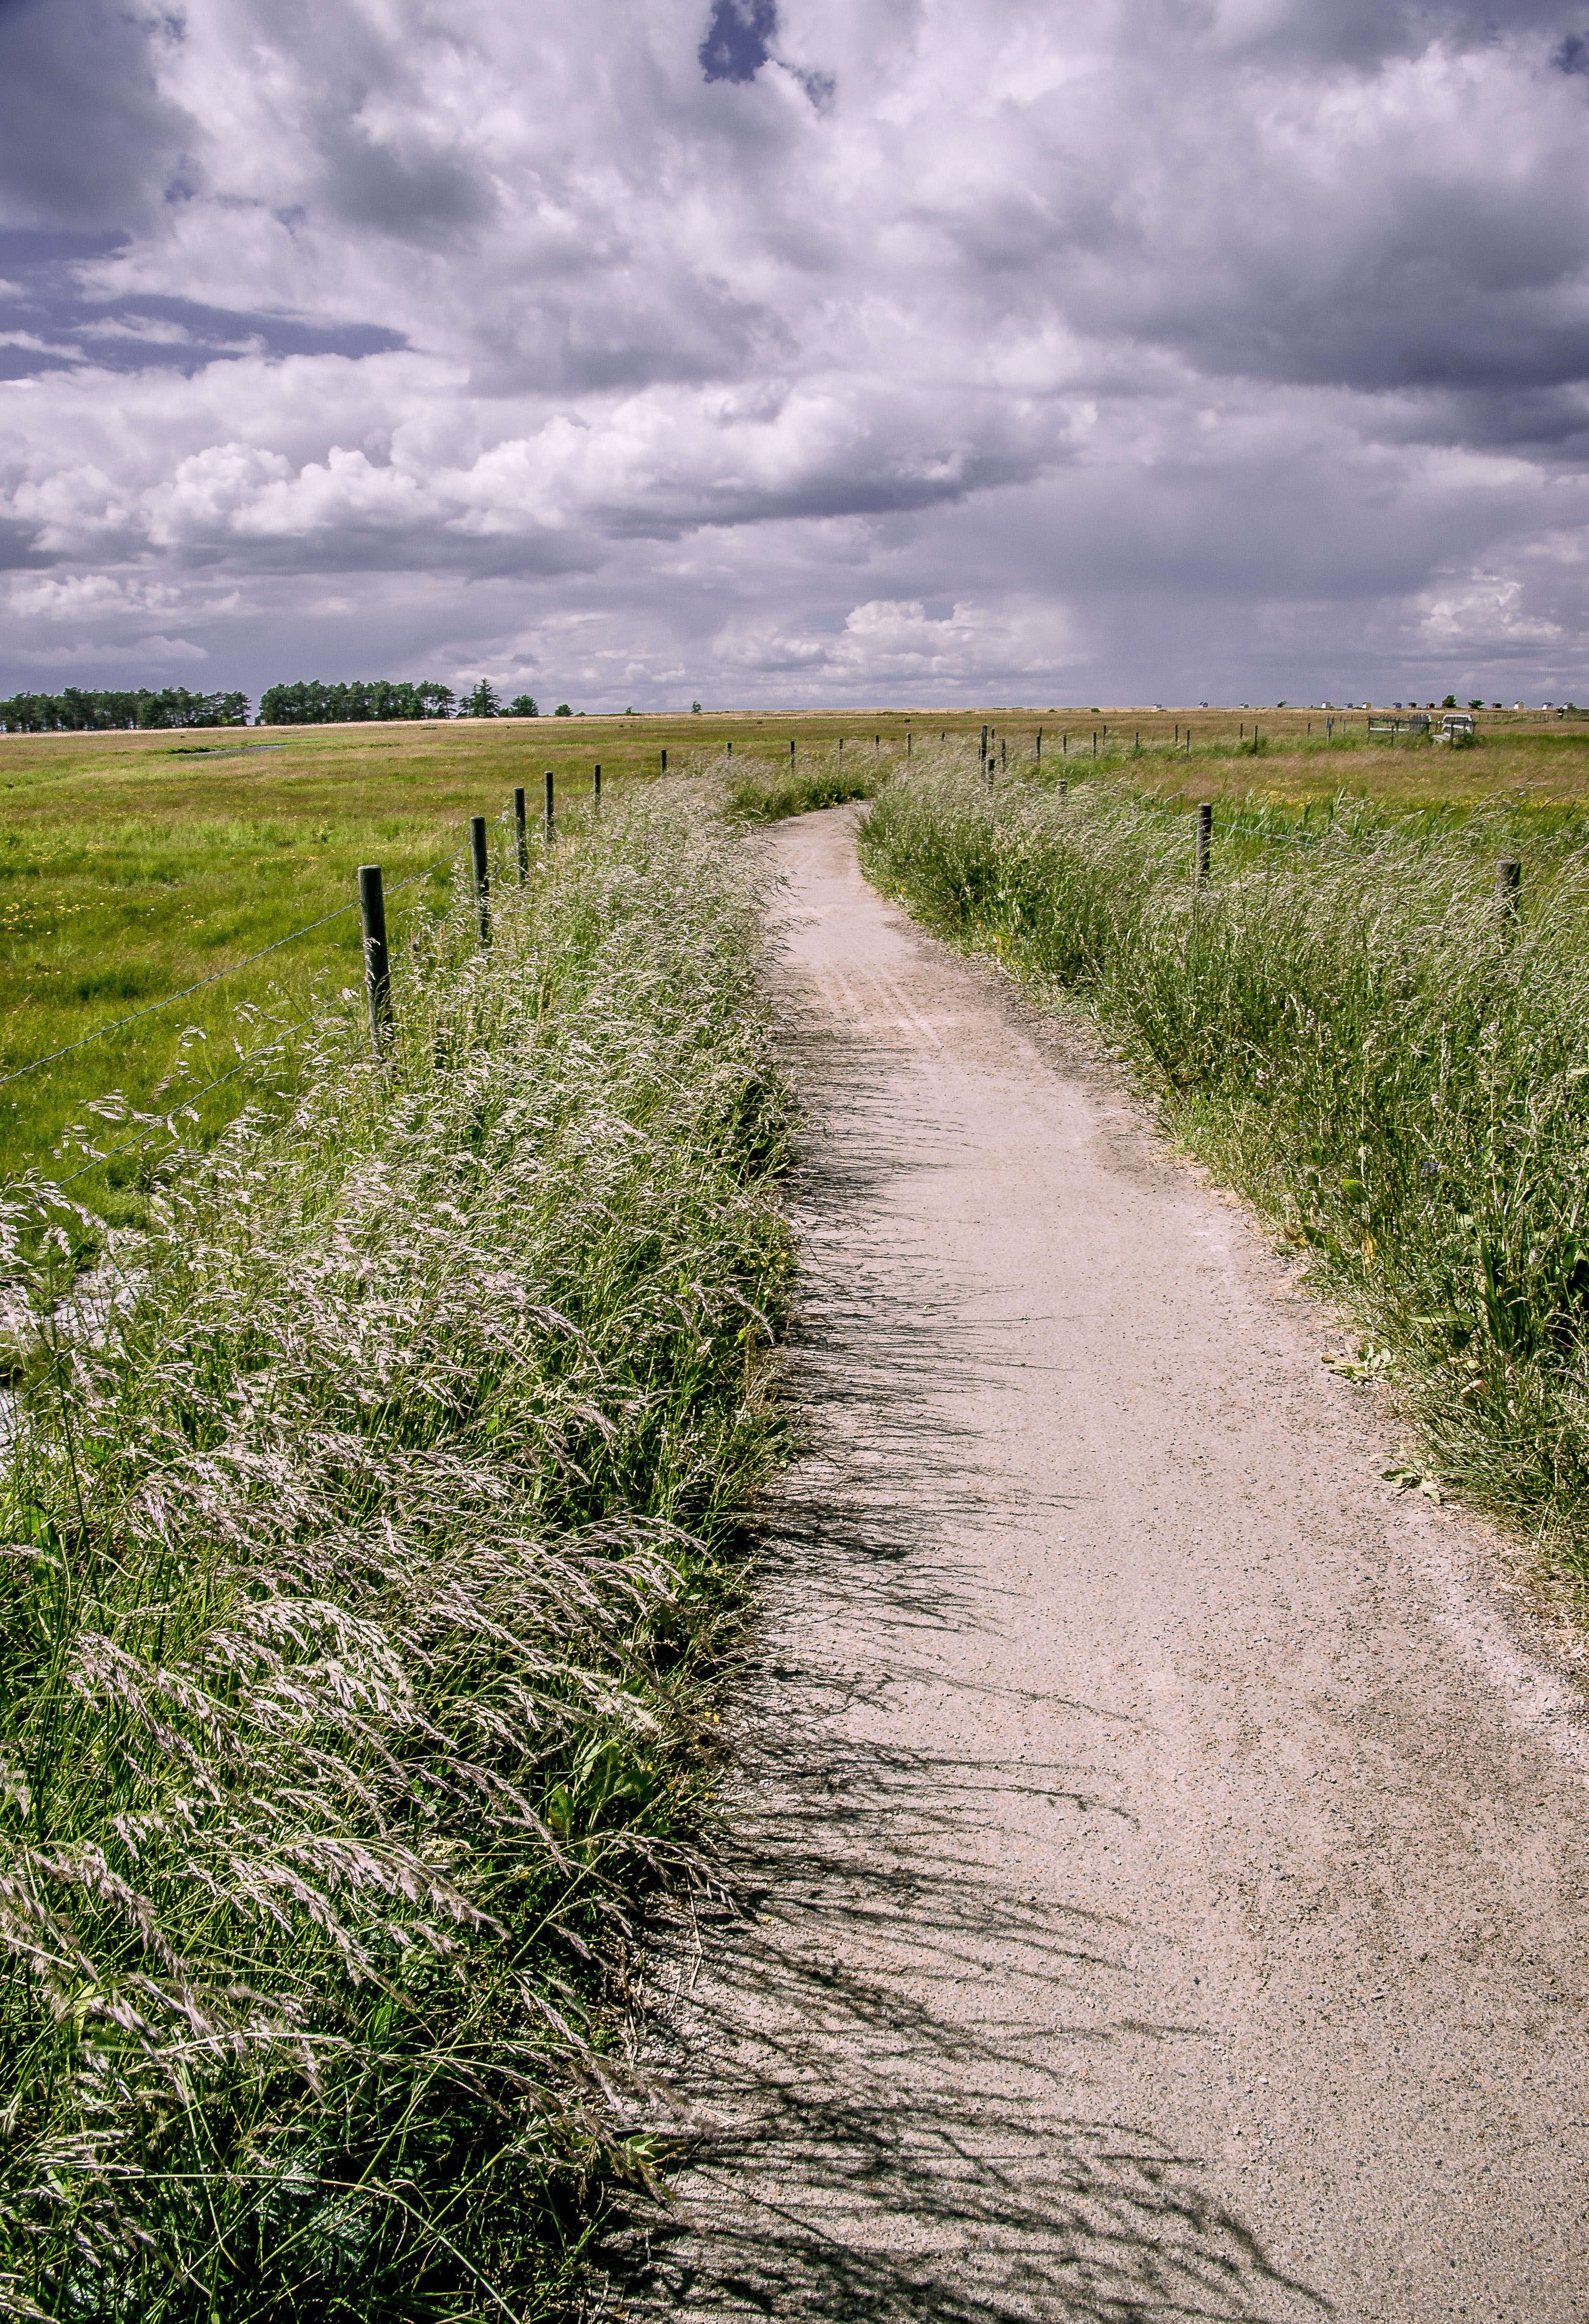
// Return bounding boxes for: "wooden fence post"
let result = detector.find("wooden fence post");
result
[1496,859,1520,914]
[593,764,602,806]
[470,816,490,945]
[514,787,528,883]
[358,864,391,1050]
[1195,799,1212,885]
[544,768,554,842]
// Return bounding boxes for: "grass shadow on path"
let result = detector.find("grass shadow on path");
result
[596,885,1333,2321]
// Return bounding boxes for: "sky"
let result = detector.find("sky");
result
[3,0,1589,711]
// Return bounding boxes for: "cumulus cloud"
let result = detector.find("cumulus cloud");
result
[2,0,1589,704]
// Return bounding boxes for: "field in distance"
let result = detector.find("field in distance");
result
[4,702,1589,1219]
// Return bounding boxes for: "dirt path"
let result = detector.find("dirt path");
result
[609,806,1589,2321]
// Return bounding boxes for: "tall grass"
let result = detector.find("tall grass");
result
[862,753,1589,1611]
[0,784,791,2318]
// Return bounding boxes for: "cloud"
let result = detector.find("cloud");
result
[3,0,1589,705]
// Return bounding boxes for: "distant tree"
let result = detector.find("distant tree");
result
[1468,699,1484,710]
[462,680,500,720]
[505,694,539,718]
[257,679,450,725]
[0,684,250,732]
[1442,694,1457,708]
[691,700,702,712]
[554,703,572,717]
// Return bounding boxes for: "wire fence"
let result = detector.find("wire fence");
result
[6,805,525,1198]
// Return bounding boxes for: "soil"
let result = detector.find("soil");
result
[602,805,1589,2322]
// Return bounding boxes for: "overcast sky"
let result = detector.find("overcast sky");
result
[3,0,1588,710]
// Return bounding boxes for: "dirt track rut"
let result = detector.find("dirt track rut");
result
[610,805,1589,2322]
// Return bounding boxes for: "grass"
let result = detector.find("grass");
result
[0,718,917,1228]
[8,704,1583,1229]
[860,744,1589,1628]
[0,779,794,2319]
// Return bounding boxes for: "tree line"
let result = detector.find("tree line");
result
[0,686,250,732]
[247,679,548,724]
[0,678,563,733]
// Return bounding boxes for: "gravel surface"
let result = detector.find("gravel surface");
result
[604,805,1589,2322]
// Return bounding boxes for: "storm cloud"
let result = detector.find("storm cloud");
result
[3,0,1589,706]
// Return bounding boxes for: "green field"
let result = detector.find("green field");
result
[5,704,1589,1225]
[0,712,909,1219]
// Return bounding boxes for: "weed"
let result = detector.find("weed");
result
[0,782,792,2317]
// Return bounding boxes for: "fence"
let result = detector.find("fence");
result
[3,776,595,1200]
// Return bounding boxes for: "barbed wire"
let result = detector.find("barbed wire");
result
[52,1024,316,1188]
[18,806,522,1189]
[0,827,489,1095]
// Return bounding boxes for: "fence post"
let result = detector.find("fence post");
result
[514,787,528,883]
[1496,858,1520,914]
[1036,726,1042,763]
[544,768,554,842]
[593,763,601,806]
[1195,799,1212,885]
[1000,738,1006,772]
[790,738,796,764]
[907,730,912,757]
[358,864,391,1051]
[469,815,490,945]
[661,747,667,773]
[980,723,988,775]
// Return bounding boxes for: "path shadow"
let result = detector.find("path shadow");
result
[590,931,1333,2323]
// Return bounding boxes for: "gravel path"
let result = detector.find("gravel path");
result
[608,805,1589,2322]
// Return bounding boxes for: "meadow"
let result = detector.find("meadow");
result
[6,705,1589,2315]
[7,703,1584,1230]
[0,710,938,1227]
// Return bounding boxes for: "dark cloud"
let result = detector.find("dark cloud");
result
[0,0,194,228]
[315,119,497,244]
